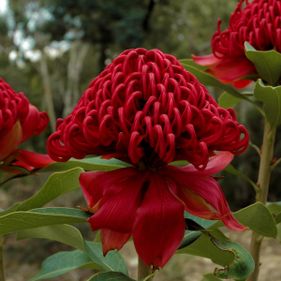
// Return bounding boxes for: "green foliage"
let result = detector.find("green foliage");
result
[245,42,281,85]
[29,250,93,281]
[5,168,83,214]
[253,80,281,127]
[44,157,130,172]
[17,224,85,250]
[201,274,223,281]
[84,241,128,274]
[179,231,254,280]
[0,207,89,235]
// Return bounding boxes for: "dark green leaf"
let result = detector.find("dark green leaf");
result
[212,238,254,280]
[179,231,201,249]
[85,241,128,275]
[178,232,233,265]
[4,167,83,214]
[87,272,134,281]
[44,157,130,172]
[17,224,85,250]
[0,207,89,235]
[179,232,254,280]
[245,42,281,85]
[254,79,281,126]
[29,250,92,281]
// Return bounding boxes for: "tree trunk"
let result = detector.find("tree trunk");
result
[63,41,90,116]
[39,52,56,131]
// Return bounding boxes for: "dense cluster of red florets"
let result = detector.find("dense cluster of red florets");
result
[0,79,49,162]
[48,48,248,169]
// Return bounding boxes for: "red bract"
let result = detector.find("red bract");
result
[0,79,53,171]
[193,0,281,88]
[48,48,249,267]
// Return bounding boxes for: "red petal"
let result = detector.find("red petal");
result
[21,105,49,142]
[101,229,130,254]
[182,151,233,175]
[209,58,255,83]
[192,54,220,66]
[165,167,244,231]
[80,171,105,208]
[87,168,145,233]
[14,149,54,171]
[133,174,185,267]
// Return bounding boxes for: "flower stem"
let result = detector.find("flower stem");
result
[137,257,154,281]
[0,237,5,281]
[248,120,276,281]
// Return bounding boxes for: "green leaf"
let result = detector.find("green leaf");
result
[218,92,241,108]
[212,238,254,280]
[44,157,130,172]
[0,207,89,236]
[234,202,277,237]
[180,61,250,101]
[17,224,85,250]
[245,42,281,85]
[267,202,281,223]
[178,232,233,265]
[29,250,92,281]
[184,211,216,229]
[84,241,128,275]
[254,79,281,126]
[201,274,223,281]
[179,232,254,280]
[87,272,134,281]
[4,167,83,214]
[179,230,201,249]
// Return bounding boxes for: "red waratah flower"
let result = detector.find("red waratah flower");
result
[193,0,281,88]
[47,48,249,267]
[0,78,53,171]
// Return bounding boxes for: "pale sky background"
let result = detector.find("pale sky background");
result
[0,0,7,14]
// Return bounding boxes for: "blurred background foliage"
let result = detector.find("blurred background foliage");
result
[0,0,279,209]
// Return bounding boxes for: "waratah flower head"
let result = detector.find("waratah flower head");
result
[193,0,281,87]
[48,48,248,169]
[48,48,249,267]
[0,78,52,170]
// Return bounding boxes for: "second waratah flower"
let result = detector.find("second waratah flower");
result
[48,48,249,267]
[193,0,281,88]
[0,79,53,171]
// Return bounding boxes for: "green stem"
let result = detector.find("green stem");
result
[0,237,5,281]
[137,257,154,281]
[248,120,276,281]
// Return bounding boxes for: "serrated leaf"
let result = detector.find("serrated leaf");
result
[17,224,85,250]
[180,61,250,101]
[254,80,281,126]
[44,157,130,172]
[0,207,89,236]
[212,238,254,280]
[218,92,241,108]
[245,42,281,85]
[29,250,92,281]
[4,167,83,215]
[180,232,254,280]
[84,241,128,275]
[87,272,134,281]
